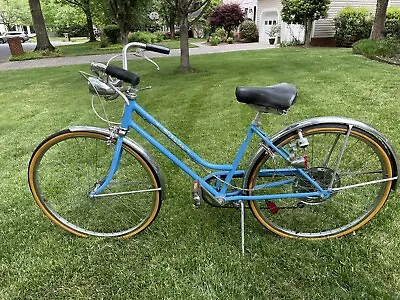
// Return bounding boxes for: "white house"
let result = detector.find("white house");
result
[224,0,400,45]
[257,0,400,45]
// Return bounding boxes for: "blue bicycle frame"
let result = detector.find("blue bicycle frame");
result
[91,97,330,202]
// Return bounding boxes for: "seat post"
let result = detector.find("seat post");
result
[252,111,263,127]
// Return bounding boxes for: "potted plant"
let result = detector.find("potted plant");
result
[267,24,281,44]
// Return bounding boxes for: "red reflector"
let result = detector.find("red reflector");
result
[266,201,279,214]
[304,155,309,169]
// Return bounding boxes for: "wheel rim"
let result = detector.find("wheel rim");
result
[248,126,392,239]
[30,132,160,237]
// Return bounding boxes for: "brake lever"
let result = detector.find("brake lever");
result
[134,49,160,70]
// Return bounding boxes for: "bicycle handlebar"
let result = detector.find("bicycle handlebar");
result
[145,44,170,55]
[106,64,140,86]
[88,42,170,97]
[122,42,170,70]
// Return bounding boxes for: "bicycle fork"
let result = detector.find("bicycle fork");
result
[88,132,162,198]
[88,136,124,198]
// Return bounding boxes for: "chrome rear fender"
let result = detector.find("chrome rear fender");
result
[69,126,166,199]
[244,117,398,190]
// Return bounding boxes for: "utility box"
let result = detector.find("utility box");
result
[7,37,24,56]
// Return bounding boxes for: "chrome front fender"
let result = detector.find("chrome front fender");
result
[69,126,166,199]
[244,117,398,190]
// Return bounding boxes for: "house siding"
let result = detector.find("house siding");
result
[313,0,376,38]
[314,0,400,38]
[390,0,400,6]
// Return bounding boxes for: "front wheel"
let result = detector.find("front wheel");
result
[28,129,163,238]
[246,124,394,239]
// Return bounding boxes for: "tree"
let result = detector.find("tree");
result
[157,0,178,39]
[370,0,389,39]
[42,0,86,32]
[106,0,151,45]
[164,0,210,71]
[0,0,31,31]
[209,3,244,37]
[57,0,96,41]
[28,0,55,51]
[281,0,330,46]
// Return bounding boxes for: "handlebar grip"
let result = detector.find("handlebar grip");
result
[105,64,140,86]
[145,44,170,55]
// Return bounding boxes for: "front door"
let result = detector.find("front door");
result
[260,10,279,43]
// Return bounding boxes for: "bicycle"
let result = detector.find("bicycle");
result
[28,42,398,253]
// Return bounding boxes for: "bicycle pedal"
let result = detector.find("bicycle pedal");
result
[192,180,203,207]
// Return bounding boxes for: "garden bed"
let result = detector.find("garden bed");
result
[352,38,400,65]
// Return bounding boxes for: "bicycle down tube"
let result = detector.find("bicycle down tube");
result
[91,98,330,201]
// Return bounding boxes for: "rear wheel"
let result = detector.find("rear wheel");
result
[246,124,394,239]
[28,130,162,238]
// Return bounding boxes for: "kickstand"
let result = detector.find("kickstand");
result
[240,201,245,256]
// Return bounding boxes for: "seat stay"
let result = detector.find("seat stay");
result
[252,125,327,194]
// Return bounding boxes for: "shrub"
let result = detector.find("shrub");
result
[103,25,120,44]
[352,38,400,58]
[209,3,245,36]
[227,37,234,44]
[154,31,166,42]
[334,7,372,47]
[99,37,110,48]
[385,8,400,37]
[215,27,227,42]
[128,31,157,44]
[210,35,221,46]
[280,39,302,47]
[239,20,259,42]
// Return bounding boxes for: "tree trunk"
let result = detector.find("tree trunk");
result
[304,18,313,46]
[168,18,176,40]
[85,8,96,42]
[370,0,389,40]
[115,17,128,45]
[121,30,129,45]
[179,15,191,71]
[28,0,54,51]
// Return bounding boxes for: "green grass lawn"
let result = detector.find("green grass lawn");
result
[56,38,203,56]
[1,47,400,299]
